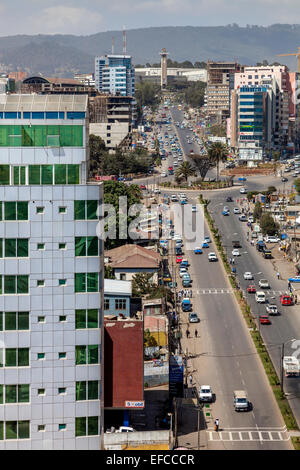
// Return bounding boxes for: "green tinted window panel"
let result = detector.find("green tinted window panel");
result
[0,312,2,331]
[88,417,98,436]
[88,381,99,400]
[87,237,98,256]
[5,312,16,330]
[18,421,30,439]
[75,417,86,437]
[0,165,10,185]
[87,309,98,329]
[5,239,16,257]
[60,126,72,146]
[87,273,98,292]
[29,165,41,185]
[75,346,86,365]
[0,127,8,146]
[55,165,67,184]
[74,200,85,220]
[5,202,16,220]
[41,165,53,184]
[8,135,22,146]
[17,239,28,257]
[0,385,3,404]
[75,309,86,329]
[73,126,83,146]
[5,421,17,439]
[76,381,86,401]
[17,276,29,294]
[0,202,2,220]
[0,422,3,440]
[88,345,98,364]
[18,348,29,366]
[5,349,17,367]
[18,384,30,403]
[9,125,22,136]
[67,165,79,184]
[0,239,2,258]
[87,201,98,220]
[22,126,34,146]
[34,126,47,146]
[18,312,29,330]
[4,276,16,294]
[75,273,86,293]
[17,202,28,220]
[75,238,86,257]
[5,385,17,403]
[47,135,60,147]
[0,349,3,367]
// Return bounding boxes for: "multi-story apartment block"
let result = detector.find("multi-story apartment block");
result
[95,55,135,97]
[206,61,242,122]
[0,94,104,450]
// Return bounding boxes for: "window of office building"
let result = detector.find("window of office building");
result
[3,421,30,440]
[75,345,99,365]
[4,202,28,220]
[3,384,30,404]
[75,237,98,257]
[0,275,29,295]
[75,309,99,329]
[75,273,98,293]
[3,239,28,258]
[0,348,30,367]
[74,200,98,220]
[76,381,99,401]
[0,312,29,331]
[75,417,99,437]
[13,166,26,185]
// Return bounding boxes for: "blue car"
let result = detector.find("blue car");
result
[288,276,300,283]
[194,247,203,254]
[222,210,230,216]
[238,177,247,181]
[202,242,209,249]
[181,200,187,205]
[180,260,189,268]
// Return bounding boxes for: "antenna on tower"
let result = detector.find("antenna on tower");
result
[123,26,127,55]
[112,36,115,55]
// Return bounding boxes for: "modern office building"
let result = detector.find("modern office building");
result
[206,61,242,122]
[95,55,135,97]
[231,85,271,160]
[0,94,104,450]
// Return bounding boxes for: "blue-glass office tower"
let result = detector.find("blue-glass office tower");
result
[95,55,135,97]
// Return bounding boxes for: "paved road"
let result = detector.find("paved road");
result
[205,182,300,426]
[171,191,292,449]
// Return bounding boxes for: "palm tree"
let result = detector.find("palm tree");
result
[175,161,196,183]
[207,142,228,182]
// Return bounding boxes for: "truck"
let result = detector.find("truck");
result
[263,248,272,259]
[283,356,300,377]
[181,298,192,312]
[233,390,250,411]
[168,166,174,175]
[232,240,241,248]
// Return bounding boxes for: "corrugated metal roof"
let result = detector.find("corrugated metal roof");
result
[104,279,132,296]
[0,94,88,112]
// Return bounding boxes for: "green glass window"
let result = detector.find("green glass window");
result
[0,202,2,220]
[87,237,98,256]
[75,417,86,437]
[75,346,86,365]
[59,279,66,286]
[0,422,3,440]
[74,200,85,220]
[0,349,3,367]
[59,207,66,213]
[5,312,16,330]
[59,243,66,250]
[37,243,45,250]
[75,310,86,329]
[6,385,17,403]
[87,309,98,329]
[75,273,86,293]
[0,239,2,258]
[87,273,98,292]
[76,382,86,401]
[0,312,2,331]
[5,348,17,367]
[0,278,2,295]
[18,348,29,367]
[41,165,53,185]
[88,381,99,400]
[18,384,30,403]
[18,312,29,330]
[88,345,98,364]
[5,239,16,257]
[54,165,67,184]
[17,202,28,220]
[87,200,98,220]
[0,165,10,185]
[67,165,80,184]
[0,385,3,404]
[88,417,98,436]
[37,353,45,360]
[17,275,29,294]
[28,165,41,185]
[17,239,28,257]
[4,276,16,294]
[47,135,60,147]
[6,421,17,439]
[75,237,86,257]
[5,202,16,220]
[18,421,30,439]
[13,166,26,185]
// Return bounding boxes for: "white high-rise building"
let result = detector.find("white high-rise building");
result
[0,94,104,450]
[95,55,135,96]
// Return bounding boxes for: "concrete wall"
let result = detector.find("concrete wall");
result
[90,123,129,149]
[104,430,169,449]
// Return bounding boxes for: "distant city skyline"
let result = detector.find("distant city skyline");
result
[1,0,300,36]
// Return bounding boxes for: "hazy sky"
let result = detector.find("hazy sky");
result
[1,0,300,36]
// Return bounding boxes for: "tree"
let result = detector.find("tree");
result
[132,273,155,297]
[135,81,161,112]
[253,201,262,221]
[207,142,228,181]
[259,213,279,236]
[294,178,300,195]
[175,161,196,182]
[144,329,158,348]
[191,155,211,181]
[104,265,115,279]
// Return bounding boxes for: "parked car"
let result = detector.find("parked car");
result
[265,235,280,243]
[176,256,183,264]
[199,385,213,402]
[189,312,200,323]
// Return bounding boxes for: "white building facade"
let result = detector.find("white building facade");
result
[0,94,104,450]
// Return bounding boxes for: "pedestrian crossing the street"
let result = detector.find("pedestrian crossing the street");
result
[207,427,289,442]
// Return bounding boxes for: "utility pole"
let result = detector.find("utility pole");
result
[281,342,284,395]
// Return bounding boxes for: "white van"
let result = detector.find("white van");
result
[255,291,266,303]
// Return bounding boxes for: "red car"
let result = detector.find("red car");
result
[176,256,183,264]
[247,285,256,293]
[259,315,271,325]
[140,184,146,190]
[280,294,293,306]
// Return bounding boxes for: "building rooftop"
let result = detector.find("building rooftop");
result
[105,244,160,269]
[0,93,88,112]
[104,279,132,296]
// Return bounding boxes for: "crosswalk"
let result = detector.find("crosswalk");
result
[194,288,284,296]
[207,426,289,442]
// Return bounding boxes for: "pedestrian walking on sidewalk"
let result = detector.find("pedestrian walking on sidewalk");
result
[277,272,280,280]
[229,258,232,265]
[195,329,198,338]
[190,289,193,298]
[189,375,193,386]
[295,294,298,305]
[232,258,235,265]
[214,418,219,432]
[186,329,190,339]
